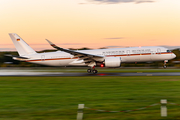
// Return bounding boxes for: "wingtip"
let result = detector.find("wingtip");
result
[46,39,53,45]
[45,39,50,42]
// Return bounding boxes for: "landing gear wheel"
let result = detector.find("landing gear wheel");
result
[87,69,92,73]
[163,60,168,69]
[92,70,98,74]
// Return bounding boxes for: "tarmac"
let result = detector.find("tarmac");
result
[1,71,180,76]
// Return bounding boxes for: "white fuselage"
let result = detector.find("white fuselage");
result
[21,46,176,67]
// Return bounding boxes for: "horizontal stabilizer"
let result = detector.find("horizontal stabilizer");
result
[5,54,29,61]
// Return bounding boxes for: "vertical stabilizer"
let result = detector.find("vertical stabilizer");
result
[9,33,37,56]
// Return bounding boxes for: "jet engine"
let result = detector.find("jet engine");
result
[104,57,121,67]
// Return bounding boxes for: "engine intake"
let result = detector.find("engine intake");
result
[105,57,121,67]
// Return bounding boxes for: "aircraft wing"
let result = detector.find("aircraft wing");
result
[46,39,104,65]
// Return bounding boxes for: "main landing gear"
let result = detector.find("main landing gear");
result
[87,66,98,74]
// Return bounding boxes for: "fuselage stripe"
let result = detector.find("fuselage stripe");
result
[26,52,172,62]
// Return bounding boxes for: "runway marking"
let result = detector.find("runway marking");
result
[146,74,153,76]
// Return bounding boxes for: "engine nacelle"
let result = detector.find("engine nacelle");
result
[104,57,121,67]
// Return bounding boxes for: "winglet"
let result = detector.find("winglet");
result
[46,39,61,50]
[46,39,55,46]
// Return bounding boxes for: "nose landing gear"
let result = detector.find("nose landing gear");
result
[163,65,167,69]
[163,60,168,68]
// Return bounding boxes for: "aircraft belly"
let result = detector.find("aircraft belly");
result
[121,55,151,62]
[151,54,172,61]
[30,59,75,67]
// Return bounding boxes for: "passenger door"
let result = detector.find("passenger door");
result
[126,50,130,56]
[41,55,45,61]
[157,48,161,55]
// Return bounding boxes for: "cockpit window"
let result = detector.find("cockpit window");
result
[167,50,171,53]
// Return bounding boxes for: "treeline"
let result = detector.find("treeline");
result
[0,49,180,68]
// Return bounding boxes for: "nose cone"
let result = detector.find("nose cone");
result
[172,53,176,59]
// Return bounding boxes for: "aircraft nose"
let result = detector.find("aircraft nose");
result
[172,53,176,58]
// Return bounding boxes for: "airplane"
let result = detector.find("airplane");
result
[8,33,176,74]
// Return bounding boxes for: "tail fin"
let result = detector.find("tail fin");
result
[9,33,37,56]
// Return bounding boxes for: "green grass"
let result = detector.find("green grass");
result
[1,76,180,119]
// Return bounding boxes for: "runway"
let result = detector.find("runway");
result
[1,71,180,76]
